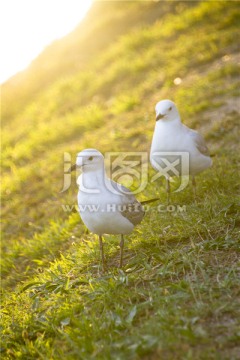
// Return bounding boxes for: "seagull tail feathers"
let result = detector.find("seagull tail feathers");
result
[140,198,160,205]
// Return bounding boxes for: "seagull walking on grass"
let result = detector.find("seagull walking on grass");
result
[69,149,158,270]
[150,99,212,203]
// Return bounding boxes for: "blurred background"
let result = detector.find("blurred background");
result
[1,1,239,357]
[0,0,92,83]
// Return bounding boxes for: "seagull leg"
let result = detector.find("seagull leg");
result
[119,234,124,268]
[192,176,197,201]
[166,178,171,205]
[99,235,106,272]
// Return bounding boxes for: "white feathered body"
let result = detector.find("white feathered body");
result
[150,119,212,177]
[77,171,140,236]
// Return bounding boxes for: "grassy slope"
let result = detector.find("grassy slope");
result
[1,1,181,122]
[1,1,240,359]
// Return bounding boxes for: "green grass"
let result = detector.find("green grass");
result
[1,1,240,359]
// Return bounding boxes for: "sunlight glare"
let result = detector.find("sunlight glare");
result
[0,0,92,83]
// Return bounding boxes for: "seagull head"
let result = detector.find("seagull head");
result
[68,149,104,173]
[155,99,179,122]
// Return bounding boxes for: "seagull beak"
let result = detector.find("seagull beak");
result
[67,156,84,173]
[67,164,77,173]
[156,113,165,121]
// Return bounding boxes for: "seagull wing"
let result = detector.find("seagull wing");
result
[186,126,210,156]
[110,180,145,226]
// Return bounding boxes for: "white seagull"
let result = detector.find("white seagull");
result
[69,149,158,270]
[150,99,212,202]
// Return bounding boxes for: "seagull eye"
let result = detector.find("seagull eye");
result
[88,156,93,161]
[169,107,172,111]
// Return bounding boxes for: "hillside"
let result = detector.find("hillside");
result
[2,1,184,122]
[1,1,240,359]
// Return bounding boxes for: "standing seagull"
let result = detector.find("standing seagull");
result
[69,149,157,270]
[150,99,212,202]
